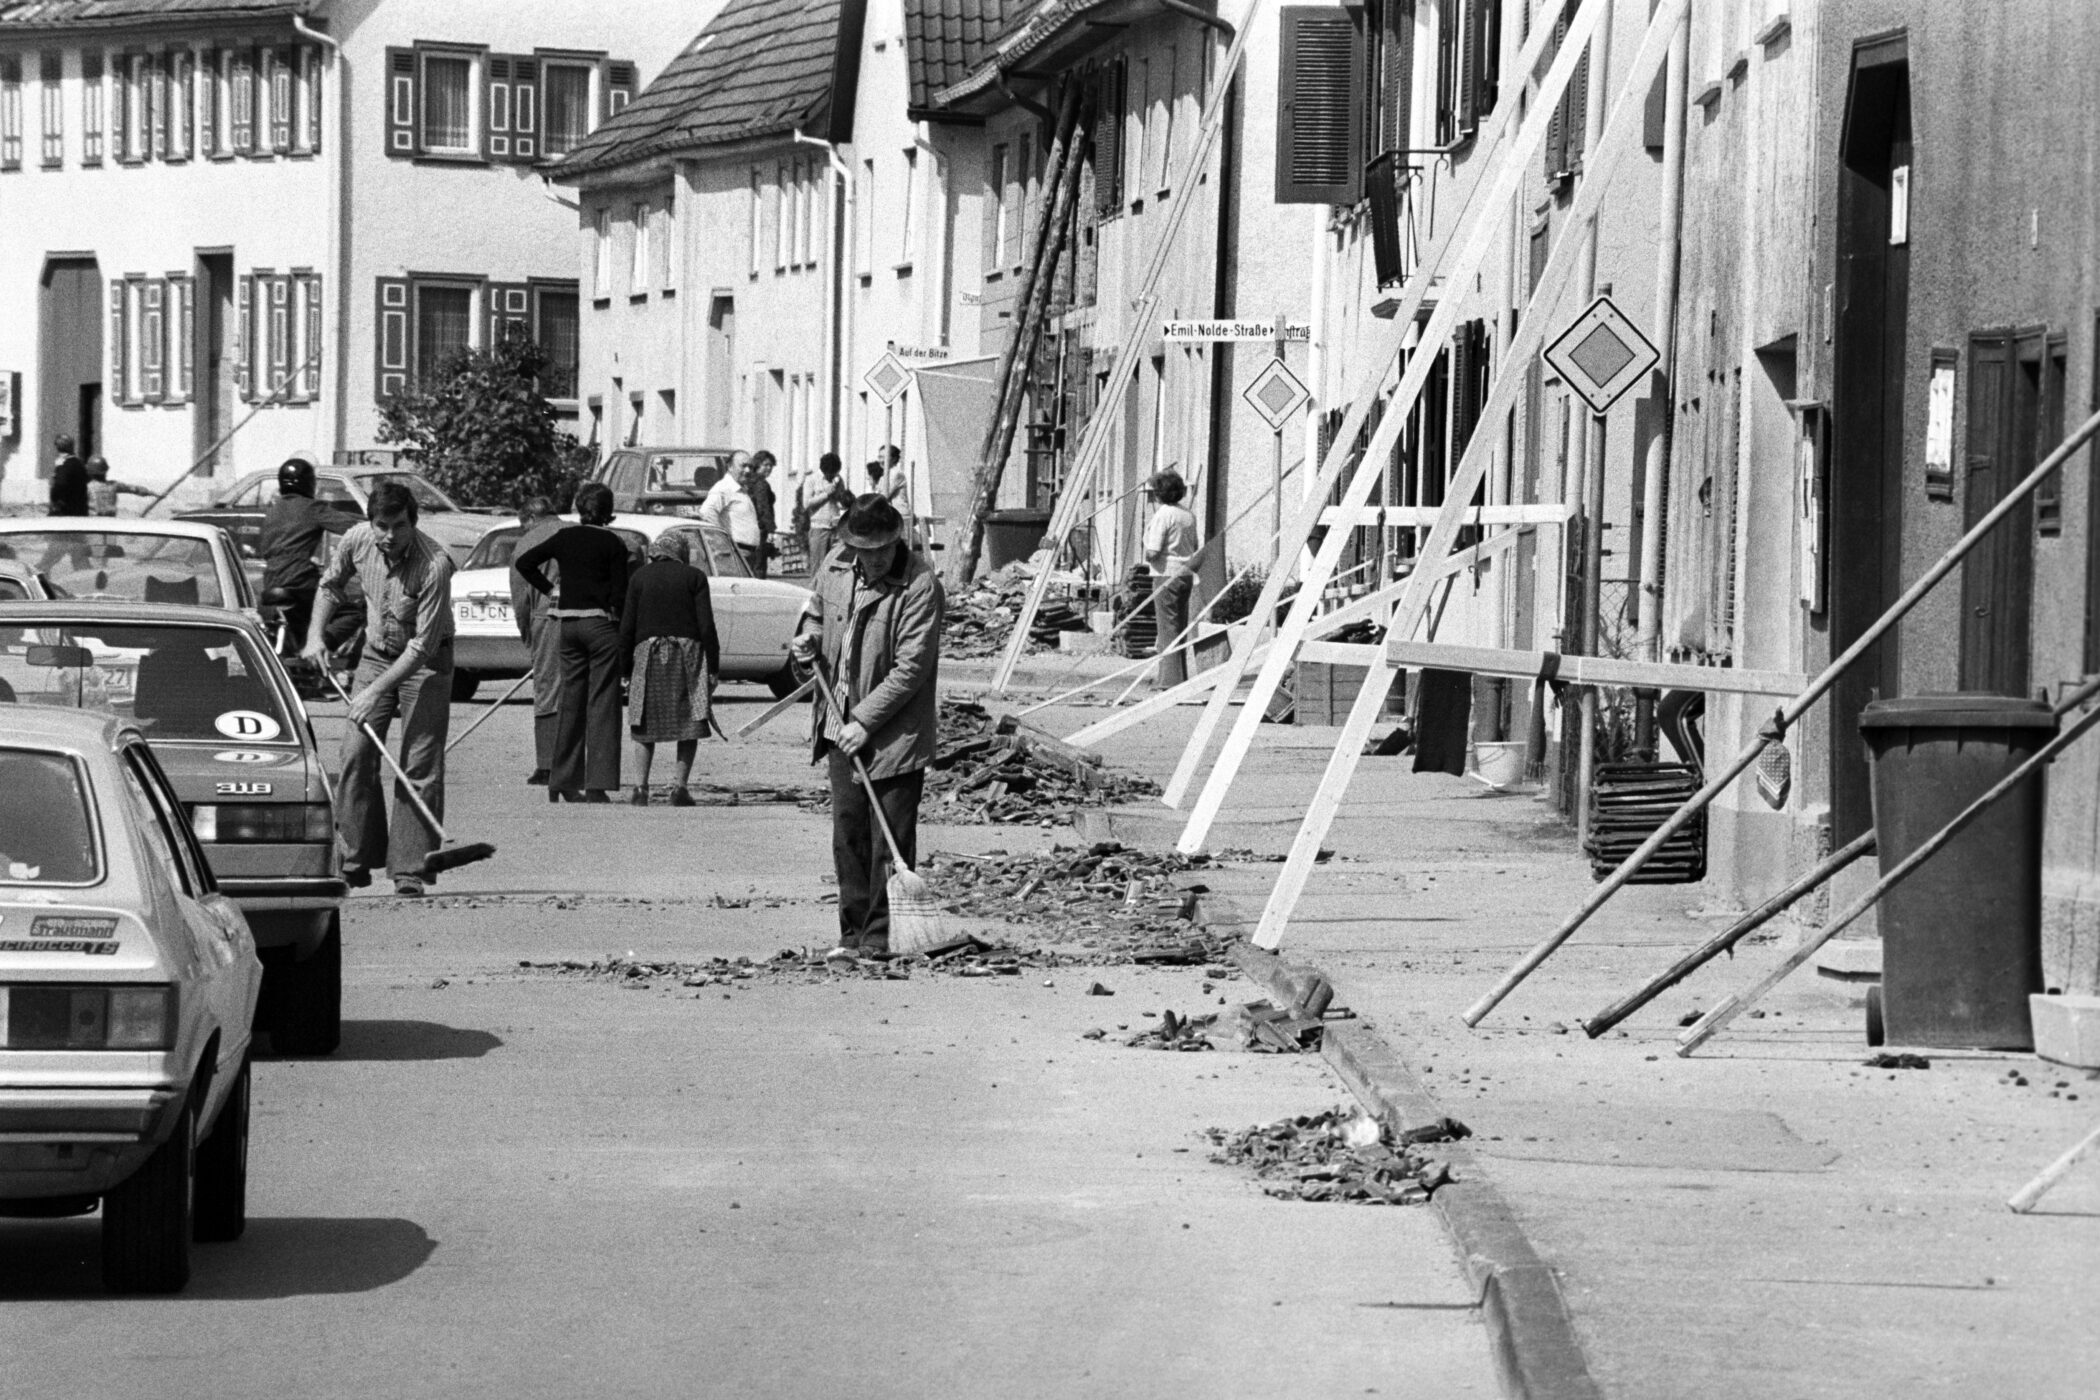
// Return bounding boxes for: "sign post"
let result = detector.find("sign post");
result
[1242,353,1312,569]
[863,350,913,518]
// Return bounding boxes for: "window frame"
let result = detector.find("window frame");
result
[417,48,478,158]
[0,54,24,171]
[628,198,651,298]
[592,205,613,302]
[410,278,478,387]
[987,142,1010,276]
[81,50,104,166]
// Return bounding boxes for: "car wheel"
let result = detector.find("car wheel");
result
[101,1101,194,1294]
[767,666,801,700]
[271,914,342,1057]
[451,671,480,703]
[193,1057,250,1243]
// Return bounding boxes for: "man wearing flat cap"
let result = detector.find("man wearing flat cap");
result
[788,493,945,959]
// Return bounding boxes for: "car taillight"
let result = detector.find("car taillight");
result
[0,986,176,1050]
[189,803,333,843]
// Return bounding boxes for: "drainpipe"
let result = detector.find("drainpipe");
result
[293,13,344,458]
[1634,8,1688,707]
[1573,1,1611,843]
[795,129,854,458]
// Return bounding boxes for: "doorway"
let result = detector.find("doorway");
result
[1958,329,2056,696]
[1826,37,1911,842]
[38,257,103,475]
[195,252,235,478]
[705,295,735,445]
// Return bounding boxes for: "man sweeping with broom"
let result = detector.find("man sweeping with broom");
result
[789,493,945,960]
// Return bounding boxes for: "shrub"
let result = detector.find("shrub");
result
[377,329,593,510]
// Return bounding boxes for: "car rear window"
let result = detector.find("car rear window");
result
[0,749,99,886]
[0,532,224,608]
[641,454,728,495]
[466,526,524,571]
[0,622,293,746]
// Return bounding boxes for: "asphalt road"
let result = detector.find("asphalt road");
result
[0,686,1497,1399]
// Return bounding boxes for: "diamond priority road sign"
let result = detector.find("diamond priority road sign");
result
[862,351,912,405]
[1543,294,1660,416]
[1242,357,1311,431]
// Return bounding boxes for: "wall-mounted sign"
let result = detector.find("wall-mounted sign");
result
[891,345,951,363]
[1163,320,1311,343]
[1924,348,1956,502]
[0,369,19,441]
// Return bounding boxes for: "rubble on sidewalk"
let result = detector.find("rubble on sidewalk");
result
[1205,1106,1455,1204]
[1118,998,1329,1053]
[922,840,1228,961]
[943,560,1088,659]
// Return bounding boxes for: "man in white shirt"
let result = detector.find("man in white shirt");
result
[700,453,764,575]
[1143,469,1200,687]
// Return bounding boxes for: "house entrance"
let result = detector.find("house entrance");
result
[38,258,103,471]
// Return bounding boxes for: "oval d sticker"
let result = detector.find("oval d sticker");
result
[214,710,282,742]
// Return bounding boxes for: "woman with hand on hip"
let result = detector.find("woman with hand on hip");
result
[514,482,632,803]
[620,531,721,805]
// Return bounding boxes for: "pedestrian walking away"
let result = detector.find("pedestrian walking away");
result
[261,451,347,665]
[514,482,632,803]
[1143,469,1199,688]
[508,496,563,785]
[48,434,88,517]
[84,456,152,517]
[700,452,766,578]
[746,449,778,578]
[789,492,945,959]
[621,531,722,806]
[797,451,853,572]
[304,479,457,897]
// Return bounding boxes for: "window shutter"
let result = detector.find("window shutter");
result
[384,47,416,156]
[109,278,129,405]
[486,282,530,346]
[1378,0,1414,156]
[147,53,167,161]
[1543,14,1568,177]
[606,61,636,118]
[1566,42,1590,172]
[235,274,254,401]
[1275,6,1365,205]
[298,273,323,399]
[1643,65,1667,151]
[512,58,537,159]
[231,48,255,153]
[196,48,215,154]
[170,274,194,403]
[167,49,191,160]
[301,45,321,152]
[141,279,166,401]
[1456,1,1479,135]
[269,46,292,153]
[1092,59,1124,218]
[2037,340,2067,537]
[269,275,291,394]
[375,277,411,400]
[486,56,511,159]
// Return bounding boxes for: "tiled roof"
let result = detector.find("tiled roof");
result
[903,0,1035,114]
[0,0,309,27]
[551,0,842,179]
[928,0,1105,108]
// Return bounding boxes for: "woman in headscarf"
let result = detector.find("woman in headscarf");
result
[619,529,721,806]
[515,482,632,803]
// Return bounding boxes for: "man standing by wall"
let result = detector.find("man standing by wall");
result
[509,496,563,786]
[48,434,87,517]
[746,450,779,578]
[1143,470,1199,688]
[305,480,456,898]
[701,453,764,576]
[788,494,945,959]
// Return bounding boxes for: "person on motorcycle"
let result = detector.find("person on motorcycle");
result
[259,451,346,663]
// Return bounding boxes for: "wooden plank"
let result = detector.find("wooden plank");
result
[1319,503,1576,528]
[1063,642,1271,746]
[1383,640,1806,697]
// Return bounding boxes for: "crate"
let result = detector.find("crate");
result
[1294,660,1406,727]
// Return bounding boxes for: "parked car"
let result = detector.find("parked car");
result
[596,446,736,517]
[0,707,259,1293]
[0,601,346,1055]
[0,518,254,614]
[449,512,807,700]
[0,561,50,601]
[177,464,502,571]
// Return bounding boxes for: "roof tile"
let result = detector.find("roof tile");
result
[0,1,309,27]
[903,0,1037,113]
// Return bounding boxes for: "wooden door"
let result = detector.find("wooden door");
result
[1958,330,2038,696]
[38,259,102,473]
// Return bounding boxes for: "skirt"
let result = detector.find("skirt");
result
[628,636,713,743]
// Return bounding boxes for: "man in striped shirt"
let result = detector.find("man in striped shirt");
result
[305,480,457,897]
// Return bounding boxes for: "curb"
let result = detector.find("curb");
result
[1205,908,1603,1400]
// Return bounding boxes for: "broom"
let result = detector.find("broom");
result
[323,670,497,881]
[809,653,946,957]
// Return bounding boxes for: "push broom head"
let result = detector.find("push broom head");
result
[885,865,948,958]
[416,840,498,879]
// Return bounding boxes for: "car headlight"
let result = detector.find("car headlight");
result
[0,985,176,1050]
[188,803,332,843]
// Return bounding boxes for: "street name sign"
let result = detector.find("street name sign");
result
[1164,320,1311,343]
[863,352,912,404]
[1543,295,1659,415]
[1243,358,1311,431]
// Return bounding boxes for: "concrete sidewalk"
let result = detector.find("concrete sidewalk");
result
[1028,691,2100,1400]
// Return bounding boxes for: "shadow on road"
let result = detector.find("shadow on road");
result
[319,1020,504,1061]
[0,1216,436,1299]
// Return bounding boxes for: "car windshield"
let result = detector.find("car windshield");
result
[465,526,524,571]
[666,527,751,579]
[0,622,293,746]
[0,749,100,886]
[0,532,224,608]
[366,473,458,513]
[641,454,728,494]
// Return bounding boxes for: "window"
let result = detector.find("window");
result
[414,283,473,385]
[987,143,1009,273]
[1367,0,1413,159]
[798,160,816,267]
[1275,6,1365,204]
[774,163,790,271]
[167,49,193,161]
[297,45,320,153]
[536,286,579,399]
[542,61,591,156]
[593,205,612,299]
[1131,58,1150,202]
[0,55,20,171]
[1544,0,1590,184]
[657,187,676,291]
[749,169,763,278]
[1015,133,1032,262]
[421,53,473,153]
[629,200,650,295]
[39,52,60,166]
[1436,0,1498,144]
[81,51,103,165]
[856,157,875,277]
[899,148,917,265]
[230,47,255,154]
[1155,46,1177,193]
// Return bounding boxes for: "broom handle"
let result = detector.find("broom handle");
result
[809,654,912,875]
[324,668,450,844]
[445,672,534,753]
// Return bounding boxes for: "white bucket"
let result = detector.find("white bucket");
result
[1472,740,1528,789]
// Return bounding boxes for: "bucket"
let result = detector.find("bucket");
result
[1472,740,1527,789]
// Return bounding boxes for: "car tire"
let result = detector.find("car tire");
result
[271,915,342,1057]
[193,1057,250,1243]
[767,666,801,700]
[102,1101,194,1294]
[451,671,480,703]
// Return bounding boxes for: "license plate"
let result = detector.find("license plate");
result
[457,600,512,623]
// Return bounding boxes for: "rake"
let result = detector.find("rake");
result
[323,669,497,880]
[809,654,946,957]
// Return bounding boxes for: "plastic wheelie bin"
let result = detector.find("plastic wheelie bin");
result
[1859,694,2057,1049]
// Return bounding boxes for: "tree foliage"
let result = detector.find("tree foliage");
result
[376,330,594,510]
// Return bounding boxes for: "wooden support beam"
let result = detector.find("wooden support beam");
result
[1382,640,1807,697]
[1319,503,1576,529]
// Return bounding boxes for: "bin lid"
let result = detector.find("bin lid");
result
[1859,693,2057,730]
[986,508,1054,524]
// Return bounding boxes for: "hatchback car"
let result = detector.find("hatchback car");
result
[0,602,345,1055]
[596,446,736,517]
[448,513,807,699]
[177,464,501,570]
[0,517,255,614]
[0,708,260,1293]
